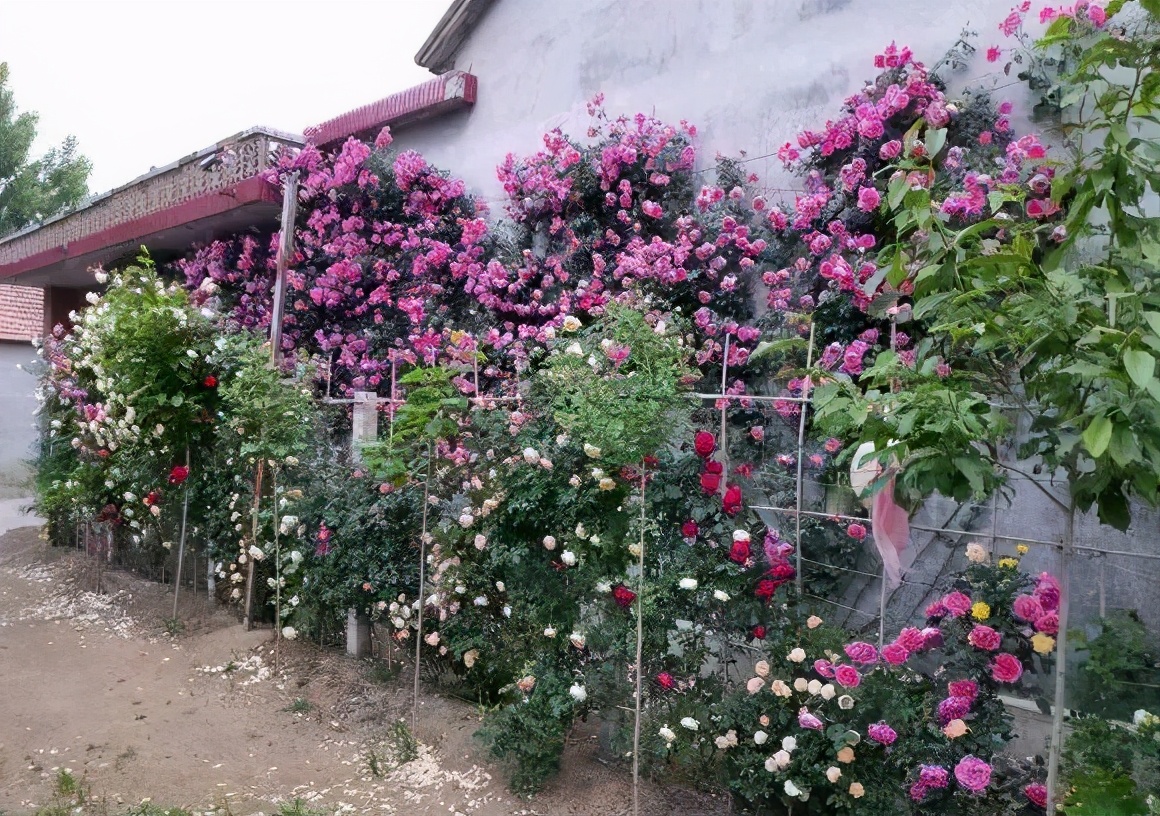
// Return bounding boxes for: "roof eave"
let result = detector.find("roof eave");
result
[415,0,494,72]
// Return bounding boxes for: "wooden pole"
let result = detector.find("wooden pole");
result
[268,172,299,368]
[793,323,816,598]
[412,444,433,733]
[243,460,264,630]
[632,465,647,816]
[172,446,191,621]
[1046,502,1075,811]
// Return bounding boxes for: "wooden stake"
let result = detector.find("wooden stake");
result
[632,465,646,816]
[268,172,299,368]
[793,323,816,598]
[412,444,433,733]
[1046,503,1075,811]
[243,460,264,630]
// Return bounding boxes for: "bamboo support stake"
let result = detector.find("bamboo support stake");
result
[718,335,730,493]
[243,460,264,630]
[632,465,646,816]
[172,446,191,621]
[412,444,433,733]
[793,323,817,598]
[1046,503,1076,811]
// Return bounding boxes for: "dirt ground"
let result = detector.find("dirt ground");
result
[0,524,730,816]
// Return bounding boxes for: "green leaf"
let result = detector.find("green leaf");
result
[1142,311,1160,339]
[1123,349,1155,389]
[925,127,947,158]
[171,393,185,407]
[1083,415,1113,458]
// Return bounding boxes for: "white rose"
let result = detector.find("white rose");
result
[565,342,584,356]
[732,529,750,542]
[713,589,730,602]
[563,316,582,332]
[784,780,802,798]
[788,647,807,663]
[561,550,577,566]
[807,679,822,696]
[794,677,809,692]
[568,684,587,702]
[544,626,557,638]
[523,447,540,464]
[679,578,698,590]
[659,725,677,743]
[680,717,699,731]
[782,735,797,751]
[826,766,842,783]
[773,749,791,769]
[753,730,768,745]
[838,695,855,710]
[569,632,586,649]
[474,534,487,550]
[583,443,602,458]
[543,535,557,551]
[248,545,265,561]
[281,626,297,640]
[820,684,836,701]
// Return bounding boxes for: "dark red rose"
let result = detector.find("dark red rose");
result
[728,539,750,564]
[143,490,162,507]
[755,578,777,602]
[769,562,795,581]
[643,454,659,468]
[612,584,637,608]
[752,625,767,640]
[694,431,717,457]
[734,462,754,478]
[656,672,676,690]
[203,375,218,388]
[723,484,743,516]
[168,465,190,485]
[704,460,724,475]
[681,519,699,539]
[700,471,722,494]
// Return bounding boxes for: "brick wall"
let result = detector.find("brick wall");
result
[0,285,44,342]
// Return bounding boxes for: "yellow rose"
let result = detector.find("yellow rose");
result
[1031,632,1056,654]
[971,601,991,621]
[1016,544,1030,555]
[998,557,1019,569]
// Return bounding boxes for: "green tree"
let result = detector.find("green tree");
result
[0,61,91,236]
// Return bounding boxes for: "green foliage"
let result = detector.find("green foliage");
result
[1062,715,1160,815]
[815,1,1160,528]
[218,338,314,466]
[1073,611,1160,718]
[0,62,91,237]
[477,663,577,795]
[359,366,467,483]
[539,305,693,466]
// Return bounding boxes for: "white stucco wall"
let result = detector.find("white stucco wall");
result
[391,0,1160,661]
[0,342,39,497]
[395,0,1025,207]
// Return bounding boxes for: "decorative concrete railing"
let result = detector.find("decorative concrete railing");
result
[0,127,302,274]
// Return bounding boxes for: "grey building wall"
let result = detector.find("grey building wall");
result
[0,341,39,497]
[395,0,1024,207]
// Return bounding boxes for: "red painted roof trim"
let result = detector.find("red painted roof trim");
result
[0,177,279,281]
[305,71,478,148]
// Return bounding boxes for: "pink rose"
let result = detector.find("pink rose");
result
[896,627,926,652]
[847,522,868,540]
[991,652,1024,684]
[1012,594,1044,622]
[798,708,824,730]
[844,641,879,664]
[814,659,835,678]
[968,624,1002,651]
[954,755,992,794]
[943,592,972,617]
[882,643,909,665]
[1024,782,1048,807]
[868,721,897,745]
[1035,611,1059,636]
[947,679,978,701]
[857,186,881,213]
[834,665,861,688]
[937,695,972,725]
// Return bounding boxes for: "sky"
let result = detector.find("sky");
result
[1,0,452,194]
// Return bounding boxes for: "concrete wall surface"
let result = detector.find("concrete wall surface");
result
[0,342,38,497]
[396,0,1024,207]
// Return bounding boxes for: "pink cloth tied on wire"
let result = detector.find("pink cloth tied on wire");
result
[851,442,910,589]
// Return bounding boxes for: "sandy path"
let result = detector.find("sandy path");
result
[0,525,729,816]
